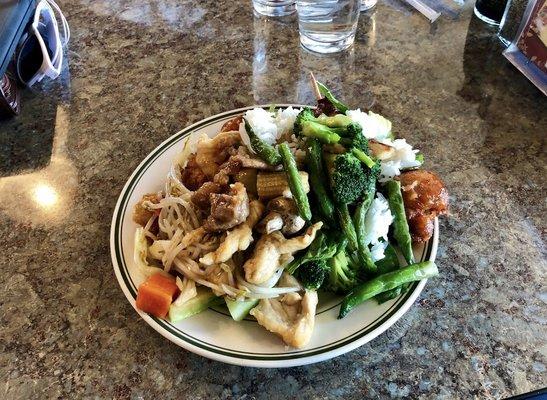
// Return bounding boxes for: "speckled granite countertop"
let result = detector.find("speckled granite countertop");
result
[0,0,546,398]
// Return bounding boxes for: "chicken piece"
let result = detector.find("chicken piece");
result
[180,154,208,191]
[369,140,395,161]
[190,182,223,210]
[398,170,449,242]
[213,157,243,187]
[220,116,243,133]
[230,146,282,171]
[132,193,161,226]
[256,212,284,235]
[323,143,346,154]
[250,279,318,348]
[244,222,323,284]
[200,200,265,265]
[268,197,306,235]
[204,183,250,232]
[195,131,241,178]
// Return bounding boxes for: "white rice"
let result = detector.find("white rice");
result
[241,108,278,145]
[370,241,389,262]
[275,106,301,136]
[239,107,302,153]
[363,193,393,260]
[346,109,392,140]
[377,139,421,183]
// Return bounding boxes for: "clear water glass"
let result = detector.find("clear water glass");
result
[360,0,377,11]
[297,0,361,53]
[253,0,296,17]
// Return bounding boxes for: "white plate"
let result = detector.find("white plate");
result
[110,105,439,368]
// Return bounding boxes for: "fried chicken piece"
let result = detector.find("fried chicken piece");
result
[220,116,243,133]
[257,197,306,236]
[243,222,323,284]
[195,131,241,178]
[250,273,318,348]
[180,154,208,191]
[230,146,282,171]
[256,212,284,235]
[190,182,223,210]
[132,193,161,226]
[213,157,243,187]
[203,183,250,232]
[369,139,395,160]
[200,200,265,266]
[398,170,449,242]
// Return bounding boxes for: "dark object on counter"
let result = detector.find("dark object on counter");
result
[474,0,509,25]
[499,0,529,46]
[505,387,547,400]
[0,0,35,78]
[0,72,20,117]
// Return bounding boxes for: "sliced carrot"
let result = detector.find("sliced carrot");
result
[145,274,179,297]
[135,273,179,318]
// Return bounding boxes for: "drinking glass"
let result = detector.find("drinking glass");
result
[474,0,509,25]
[361,0,377,11]
[253,0,296,17]
[297,0,361,54]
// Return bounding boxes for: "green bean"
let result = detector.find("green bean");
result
[279,143,312,221]
[306,138,335,224]
[338,261,438,318]
[244,118,281,165]
[375,286,402,304]
[353,195,377,275]
[385,180,414,264]
[375,244,403,303]
[338,203,358,252]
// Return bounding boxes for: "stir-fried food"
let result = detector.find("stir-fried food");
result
[250,273,318,348]
[132,82,448,348]
[398,170,448,242]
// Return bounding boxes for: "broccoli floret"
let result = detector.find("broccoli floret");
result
[285,231,339,274]
[294,107,317,136]
[363,162,380,196]
[328,152,380,205]
[329,153,368,204]
[347,124,369,153]
[337,122,369,153]
[298,260,329,290]
[326,241,359,293]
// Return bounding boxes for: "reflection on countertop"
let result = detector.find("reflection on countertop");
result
[0,106,77,225]
[0,0,545,399]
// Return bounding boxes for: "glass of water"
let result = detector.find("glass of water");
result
[253,0,296,17]
[360,0,377,11]
[297,0,361,54]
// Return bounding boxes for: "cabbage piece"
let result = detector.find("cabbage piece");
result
[346,109,392,140]
[133,228,169,282]
[172,276,197,306]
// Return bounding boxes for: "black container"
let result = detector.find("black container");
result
[474,0,509,25]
